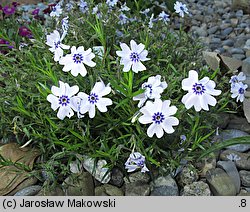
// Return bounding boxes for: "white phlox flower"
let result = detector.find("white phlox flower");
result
[106,0,118,7]
[47,81,80,120]
[174,1,189,17]
[116,40,150,73]
[140,8,150,16]
[125,152,149,173]
[148,13,155,28]
[59,46,96,77]
[77,80,112,118]
[79,0,89,13]
[230,82,248,102]
[61,16,69,40]
[46,30,70,62]
[118,13,129,25]
[92,5,102,18]
[139,99,179,138]
[158,11,170,23]
[133,75,167,107]
[181,70,221,111]
[119,2,130,11]
[229,72,246,88]
[50,4,62,17]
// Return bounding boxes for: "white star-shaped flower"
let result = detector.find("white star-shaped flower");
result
[174,1,189,18]
[133,75,167,107]
[50,4,62,17]
[106,0,118,7]
[59,46,96,77]
[125,152,149,173]
[77,80,112,118]
[139,99,179,138]
[231,82,248,102]
[181,70,221,111]
[46,30,70,62]
[116,40,150,73]
[47,81,80,120]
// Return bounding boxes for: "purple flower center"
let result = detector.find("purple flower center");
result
[73,53,83,63]
[192,83,205,95]
[180,6,184,11]
[88,93,99,104]
[152,112,165,124]
[238,88,245,94]
[143,84,153,95]
[130,52,139,62]
[136,159,145,167]
[54,41,60,49]
[59,95,70,106]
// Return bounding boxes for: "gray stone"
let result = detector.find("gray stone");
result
[176,164,199,187]
[232,54,246,60]
[182,181,211,196]
[237,189,250,196]
[217,161,241,193]
[14,185,41,196]
[124,171,150,184]
[235,153,250,170]
[36,186,65,196]
[206,168,237,196]
[191,26,207,37]
[243,57,250,76]
[220,129,250,152]
[125,182,150,196]
[239,170,250,187]
[150,175,179,196]
[210,38,221,44]
[244,39,250,50]
[95,184,124,196]
[235,10,244,17]
[227,115,250,133]
[222,39,234,47]
[208,26,219,35]
[62,172,94,196]
[109,168,124,187]
[222,27,233,37]
[243,97,250,123]
[82,157,111,183]
[229,48,245,54]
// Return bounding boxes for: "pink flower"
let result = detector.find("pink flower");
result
[18,26,32,38]
[3,5,16,15]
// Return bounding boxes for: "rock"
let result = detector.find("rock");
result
[217,161,241,193]
[227,115,250,133]
[191,25,208,37]
[220,129,250,152]
[195,153,217,177]
[230,18,239,27]
[235,10,244,17]
[176,164,199,187]
[246,50,250,57]
[124,171,150,184]
[243,57,250,76]
[220,149,250,170]
[243,97,250,123]
[36,186,65,196]
[14,185,41,196]
[125,182,150,196]
[239,170,250,187]
[62,172,94,196]
[208,26,219,35]
[210,38,221,44]
[182,181,211,196]
[244,39,250,50]
[222,27,233,37]
[232,1,250,14]
[222,39,234,47]
[232,54,246,60]
[237,189,250,196]
[82,157,111,184]
[95,184,124,196]
[150,175,179,196]
[229,48,245,54]
[109,167,124,187]
[206,168,237,196]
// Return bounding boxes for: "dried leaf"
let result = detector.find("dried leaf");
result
[0,143,40,195]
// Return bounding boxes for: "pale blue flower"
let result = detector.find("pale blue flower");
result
[50,4,62,17]
[139,99,179,138]
[106,0,118,7]
[119,2,130,11]
[174,1,189,17]
[116,40,150,73]
[92,5,102,18]
[77,80,112,118]
[231,82,248,102]
[47,81,79,120]
[133,75,167,107]
[226,153,241,161]
[125,152,149,173]
[181,70,221,111]
[118,13,129,25]
[79,0,89,13]
[158,11,170,24]
[230,72,246,88]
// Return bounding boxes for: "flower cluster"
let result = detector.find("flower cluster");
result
[125,152,149,173]
[229,72,248,102]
